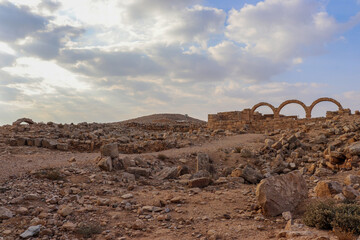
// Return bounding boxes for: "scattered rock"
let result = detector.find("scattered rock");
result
[121,193,134,199]
[342,185,359,200]
[0,207,14,219]
[58,205,74,217]
[314,180,342,197]
[20,225,41,239]
[62,222,77,231]
[240,165,263,184]
[97,156,113,171]
[344,174,360,186]
[188,177,212,188]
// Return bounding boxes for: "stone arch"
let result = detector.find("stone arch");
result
[275,99,310,118]
[308,97,343,118]
[251,102,276,117]
[12,118,35,125]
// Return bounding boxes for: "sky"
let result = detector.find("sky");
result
[0,0,360,124]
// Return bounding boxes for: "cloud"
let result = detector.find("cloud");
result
[0,86,23,101]
[0,52,15,67]
[58,48,164,79]
[164,5,226,44]
[225,0,340,60]
[0,1,48,42]
[208,41,288,82]
[121,0,200,22]
[202,0,360,82]
[38,0,61,12]
[20,25,84,59]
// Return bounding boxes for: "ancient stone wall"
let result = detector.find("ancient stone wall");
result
[208,98,351,132]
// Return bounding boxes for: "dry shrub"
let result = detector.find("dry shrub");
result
[234,147,242,153]
[332,204,360,235]
[33,168,64,181]
[303,200,360,235]
[333,228,356,240]
[75,222,102,238]
[157,154,168,161]
[303,200,335,230]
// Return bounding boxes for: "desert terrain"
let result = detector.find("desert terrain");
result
[1,113,360,240]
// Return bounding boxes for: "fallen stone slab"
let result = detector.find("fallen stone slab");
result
[127,167,151,177]
[156,167,179,180]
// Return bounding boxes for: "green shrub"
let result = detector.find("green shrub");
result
[303,201,360,235]
[303,200,335,230]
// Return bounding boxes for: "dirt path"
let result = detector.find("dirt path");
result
[120,133,265,158]
[0,150,98,182]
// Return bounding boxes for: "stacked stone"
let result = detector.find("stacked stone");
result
[97,143,123,171]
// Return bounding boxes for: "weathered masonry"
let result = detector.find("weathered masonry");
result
[208,97,352,131]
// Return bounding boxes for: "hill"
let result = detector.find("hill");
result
[120,113,206,124]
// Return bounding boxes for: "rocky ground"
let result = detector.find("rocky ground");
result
[1,114,360,239]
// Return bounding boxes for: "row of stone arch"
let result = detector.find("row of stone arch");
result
[251,97,344,119]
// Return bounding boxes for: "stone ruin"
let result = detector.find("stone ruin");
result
[208,97,352,132]
[12,118,35,125]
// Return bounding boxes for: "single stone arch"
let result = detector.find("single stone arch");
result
[251,102,276,118]
[275,100,310,119]
[308,97,343,118]
[12,118,35,126]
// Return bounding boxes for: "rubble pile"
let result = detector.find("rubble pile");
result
[2,113,360,239]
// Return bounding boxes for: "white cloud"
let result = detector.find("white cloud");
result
[3,57,90,93]
[225,0,340,60]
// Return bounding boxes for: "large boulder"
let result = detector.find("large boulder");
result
[256,171,308,217]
